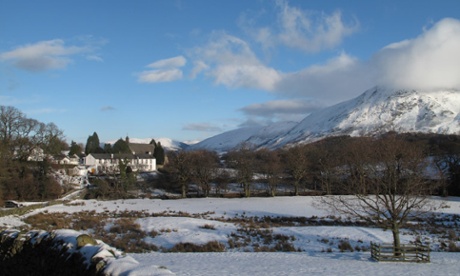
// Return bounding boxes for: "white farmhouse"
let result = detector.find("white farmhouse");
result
[85,153,156,174]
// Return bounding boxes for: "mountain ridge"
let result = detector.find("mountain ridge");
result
[191,86,460,151]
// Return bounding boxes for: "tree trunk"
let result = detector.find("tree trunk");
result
[244,182,250,197]
[294,181,299,196]
[392,225,401,257]
[181,183,187,198]
[204,183,210,197]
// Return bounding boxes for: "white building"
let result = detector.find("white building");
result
[85,153,156,174]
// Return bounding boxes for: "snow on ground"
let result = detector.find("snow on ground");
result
[37,196,332,217]
[1,196,460,275]
[130,252,460,276]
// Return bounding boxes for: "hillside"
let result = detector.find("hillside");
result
[189,121,297,152]
[192,86,460,151]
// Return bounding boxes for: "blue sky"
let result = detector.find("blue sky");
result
[1,0,460,144]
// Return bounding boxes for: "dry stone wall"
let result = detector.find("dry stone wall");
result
[0,229,119,275]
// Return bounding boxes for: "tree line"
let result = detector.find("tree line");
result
[0,106,67,202]
[163,132,460,198]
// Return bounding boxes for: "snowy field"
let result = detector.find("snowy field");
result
[127,251,460,276]
[2,196,460,275]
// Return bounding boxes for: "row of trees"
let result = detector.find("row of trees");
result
[165,132,460,199]
[0,106,67,201]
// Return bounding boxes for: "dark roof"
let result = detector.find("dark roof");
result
[128,143,154,155]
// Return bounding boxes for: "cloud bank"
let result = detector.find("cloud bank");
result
[373,18,460,90]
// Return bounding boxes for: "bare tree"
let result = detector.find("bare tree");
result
[430,135,460,196]
[214,169,230,196]
[320,135,440,255]
[189,150,219,197]
[226,143,255,197]
[166,150,192,198]
[256,148,282,197]
[0,106,66,160]
[284,145,311,196]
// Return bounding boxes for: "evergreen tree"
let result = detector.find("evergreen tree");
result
[149,139,157,147]
[112,138,131,153]
[85,132,103,154]
[154,142,165,165]
[103,143,112,153]
[69,141,82,156]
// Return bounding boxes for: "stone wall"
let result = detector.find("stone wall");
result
[0,229,115,275]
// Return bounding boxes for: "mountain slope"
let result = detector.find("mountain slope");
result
[190,121,298,152]
[267,87,460,147]
[193,86,460,151]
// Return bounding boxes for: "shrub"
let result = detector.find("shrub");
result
[338,239,354,252]
[448,241,460,252]
[200,224,216,230]
[167,241,225,252]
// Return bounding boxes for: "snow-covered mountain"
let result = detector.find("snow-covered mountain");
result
[189,121,298,152]
[192,86,460,151]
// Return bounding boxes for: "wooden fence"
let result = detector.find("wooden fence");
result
[370,242,430,263]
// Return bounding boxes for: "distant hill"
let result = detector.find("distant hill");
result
[106,137,190,151]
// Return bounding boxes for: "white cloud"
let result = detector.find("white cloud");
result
[276,1,359,53]
[190,60,209,79]
[0,39,92,72]
[86,55,104,62]
[238,1,359,54]
[372,17,460,90]
[147,56,186,69]
[189,32,369,104]
[275,52,372,104]
[192,33,281,90]
[138,69,183,83]
[138,56,186,83]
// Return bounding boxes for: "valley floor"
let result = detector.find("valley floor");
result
[2,196,460,275]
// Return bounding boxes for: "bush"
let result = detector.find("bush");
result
[338,239,354,252]
[167,241,225,252]
[448,241,460,252]
[200,224,216,230]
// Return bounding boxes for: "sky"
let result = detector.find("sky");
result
[1,0,460,144]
